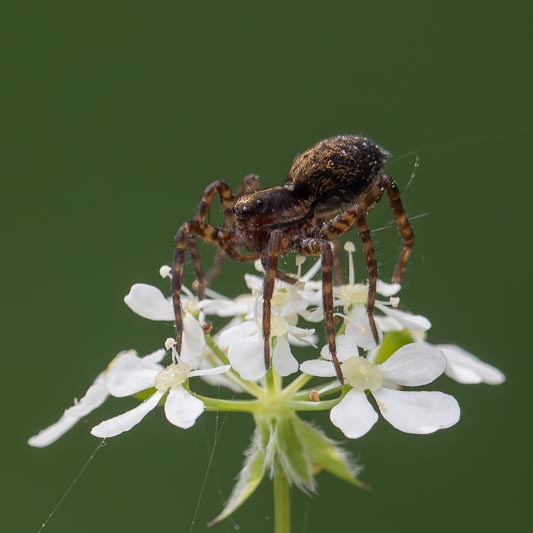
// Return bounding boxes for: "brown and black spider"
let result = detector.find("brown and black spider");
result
[172,135,414,383]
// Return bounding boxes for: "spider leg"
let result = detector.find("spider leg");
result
[173,222,220,353]
[295,238,343,384]
[332,238,344,286]
[261,230,286,369]
[353,208,380,345]
[274,270,298,285]
[239,173,261,196]
[200,174,263,288]
[204,249,226,286]
[173,224,189,355]
[381,175,414,283]
[187,236,206,300]
[320,203,381,346]
[259,256,299,286]
[195,180,235,222]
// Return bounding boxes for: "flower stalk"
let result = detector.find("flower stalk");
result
[273,468,291,533]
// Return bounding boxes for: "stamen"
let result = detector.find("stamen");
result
[390,296,400,308]
[344,241,356,285]
[171,346,181,364]
[159,265,172,279]
[164,338,176,350]
[343,241,356,253]
[302,258,322,281]
[295,255,305,278]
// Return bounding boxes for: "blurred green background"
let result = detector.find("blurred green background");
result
[2,1,531,532]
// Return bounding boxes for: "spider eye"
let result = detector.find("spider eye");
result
[253,198,264,208]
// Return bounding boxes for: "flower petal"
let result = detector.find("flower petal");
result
[90,390,165,438]
[376,280,401,297]
[272,337,299,376]
[199,294,254,317]
[244,273,263,291]
[28,374,109,447]
[189,365,231,378]
[300,359,337,377]
[320,334,359,362]
[105,353,163,397]
[380,343,446,386]
[330,389,378,439]
[373,388,460,434]
[437,344,506,385]
[180,314,206,367]
[218,320,257,347]
[286,325,317,347]
[227,332,267,381]
[345,305,381,350]
[375,303,431,332]
[164,386,204,429]
[142,349,166,365]
[375,314,402,332]
[124,284,174,321]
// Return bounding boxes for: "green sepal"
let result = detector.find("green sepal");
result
[292,416,366,489]
[133,387,157,402]
[211,412,366,525]
[275,414,315,490]
[374,329,415,364]
[208,428,268,527]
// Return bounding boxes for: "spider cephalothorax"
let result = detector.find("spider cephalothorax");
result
[172,135,414,382]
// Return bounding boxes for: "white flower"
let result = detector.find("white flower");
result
[376,312,505,385]
[218,293,317,381]
[243,256,324,324]
[334,243,430,350]
[91,349,230,437]
[301,338,460,439]
[28,349,165,447]
[124,283,206,367]
[436,344,505,385]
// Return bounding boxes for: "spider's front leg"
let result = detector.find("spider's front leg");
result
[320,204,381,347]
[295,237,344,383]
[186,180,237,300]
[173,219,259,356]
[261,230,285,368]
[195,174,262,290]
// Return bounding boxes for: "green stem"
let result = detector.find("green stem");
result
[194,394,261,413]
[280,372,313,399]
[293,382,342,401]
[273,468,291,533]
[285,399,341,411]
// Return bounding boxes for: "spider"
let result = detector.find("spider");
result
[172,135,414,383]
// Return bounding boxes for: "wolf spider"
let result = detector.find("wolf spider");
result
[172,135,414,383]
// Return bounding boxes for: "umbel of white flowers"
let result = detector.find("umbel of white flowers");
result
[28,244,505,524]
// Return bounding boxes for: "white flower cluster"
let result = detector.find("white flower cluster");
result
[28,245,505,448]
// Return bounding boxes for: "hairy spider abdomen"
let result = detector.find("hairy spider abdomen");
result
[286,135,388,205]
